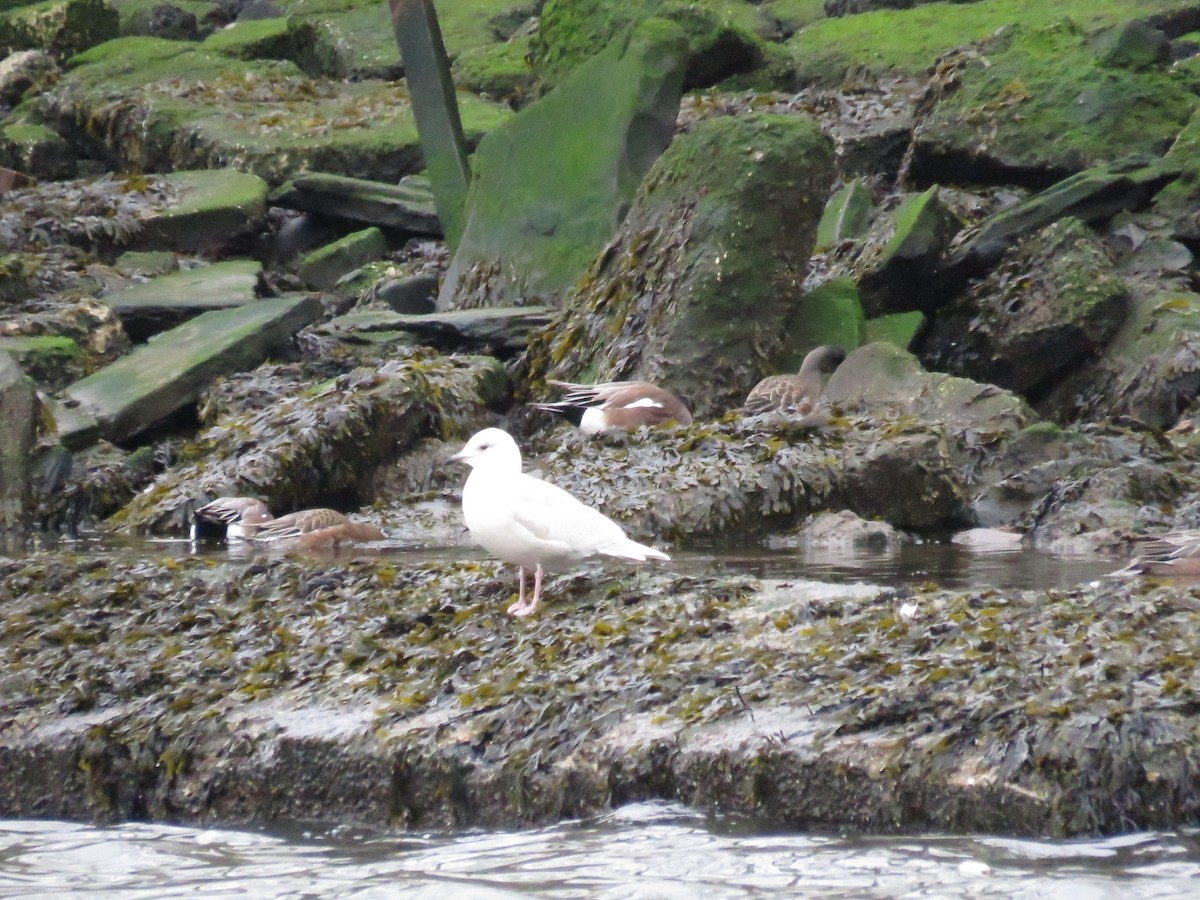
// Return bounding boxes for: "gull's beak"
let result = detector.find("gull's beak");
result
[444,448,469,467]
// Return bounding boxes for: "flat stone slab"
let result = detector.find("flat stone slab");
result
[99,260,262,342]
[133,169,270,253]
[61,295,323,446]
[323,306,552,354]
[271,172,441,236]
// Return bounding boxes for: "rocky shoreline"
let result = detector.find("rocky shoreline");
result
[5,0,1200,837]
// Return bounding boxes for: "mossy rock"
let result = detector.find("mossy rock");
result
[864,309,925,350]
[452,31,537,106]
[0,120,75,178]
[0,333,83,390]
[527,111,836,418]
[61,294,324,446]
[272,0,540,80]
[910,21,1197,186]
[202,16,341,77]
[296,227,388,292]
[99,259,263,342]
[814,177,874,252]
[1038,289,1200,429]
[787,0,1191,87]
[33,36,512,185]
[855,186,957,315]
[920,218,1130,396]
[134,169,270,253]
[533,0,769,90]
[774,277,865,373]
[439,18,688,309]
[0,0,118,58]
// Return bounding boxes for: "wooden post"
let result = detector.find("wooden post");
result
[388,0,472,249]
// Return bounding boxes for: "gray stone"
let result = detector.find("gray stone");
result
[323,306,552,355]
[375,273,438,314]
[270,172,441,236]
[99,260,263,342]
[60,295,323,446]
[120,4,199,40]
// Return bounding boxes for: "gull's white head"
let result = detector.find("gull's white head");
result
[450,427,523,471]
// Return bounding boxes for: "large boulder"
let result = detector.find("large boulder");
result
[532,0,767,90]
[438,18,688,309]
[920,218,1130,396]
[909,21,1196,186]
[1038,288,1200,429]
[824,342,1036,441]
[529,112,837,418]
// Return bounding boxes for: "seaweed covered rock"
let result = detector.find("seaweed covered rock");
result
[113,349,508,532]
[439,18,688,309]
[32,36,510,185]
[910,21,1196,186]
[1038,288,1200,429]
[529,112,836,418]
[920,218,1130,396]
[4,553,1200,836]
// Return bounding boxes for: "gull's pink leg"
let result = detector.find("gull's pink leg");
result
[507,567,528,614]
[512,565,544,617]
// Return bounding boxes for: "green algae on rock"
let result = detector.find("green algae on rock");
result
[526,111,836,418]
[910,20,1197,186]
[532,0,768,90]
[33,36,511,185]
[439,18,688,310]
[61,295,324,448]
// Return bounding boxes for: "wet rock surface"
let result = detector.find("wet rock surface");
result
[2,552,1200,837]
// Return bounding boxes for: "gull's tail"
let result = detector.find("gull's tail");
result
[599,537,670,563]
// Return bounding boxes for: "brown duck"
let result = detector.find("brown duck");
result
[743,345,847,416]
[252,508,385,549]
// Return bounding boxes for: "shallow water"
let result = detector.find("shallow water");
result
[1,803,1198,899]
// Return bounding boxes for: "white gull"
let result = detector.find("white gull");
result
[450,427,670,616]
